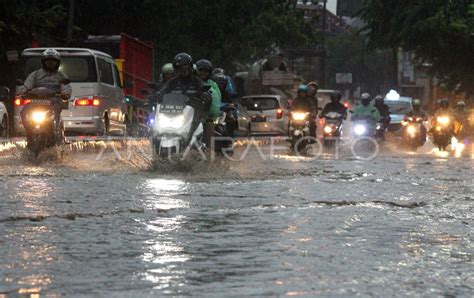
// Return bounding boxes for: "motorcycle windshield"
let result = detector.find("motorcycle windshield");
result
[159,93,189,114]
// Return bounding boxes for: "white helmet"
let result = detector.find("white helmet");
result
[41,48,60,62]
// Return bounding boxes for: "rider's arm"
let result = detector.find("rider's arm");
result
[59,72,72,100]
[372,108,381,122]
[19,71,38,95]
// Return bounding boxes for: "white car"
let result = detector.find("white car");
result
[0,87,10,138]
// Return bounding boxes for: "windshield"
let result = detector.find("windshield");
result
[20,56,98,83]
[246,97,279,111]
[385,100,412,114]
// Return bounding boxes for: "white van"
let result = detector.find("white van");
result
[15,48,127,136]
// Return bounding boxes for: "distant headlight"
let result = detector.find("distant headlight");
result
[437,116,450,125]
[324,126,333,134]
[292,112,307,121]
[407,125,416,135]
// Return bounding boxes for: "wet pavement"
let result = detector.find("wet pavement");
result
[0,138,472,296]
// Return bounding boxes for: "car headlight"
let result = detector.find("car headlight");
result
[158,115,185,129]
[354,124,366,135]
[437,116,450,125]
[292,112,307,121]
[32,111,47,123]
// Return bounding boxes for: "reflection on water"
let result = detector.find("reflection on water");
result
[141,179,190,289]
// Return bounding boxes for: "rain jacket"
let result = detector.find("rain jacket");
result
[353,104,381,123]
[19,69,72,98]
[204,79,222,120]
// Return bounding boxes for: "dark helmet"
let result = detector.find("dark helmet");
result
[196,59,213,72]
[361,93,371,106]
[374,95,384,105]
[439,98,449,109]
[172,53,193,78]
[331,91,342,103]
[213,72,227,88]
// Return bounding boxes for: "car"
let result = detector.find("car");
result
[384,94,413,132]
[241,95,290,136]
[0,86,10,138]
[14,48,127,136]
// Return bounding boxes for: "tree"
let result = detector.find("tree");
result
[358,0,474,93]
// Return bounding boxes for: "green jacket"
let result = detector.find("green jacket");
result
[204,79,222,120]
[353,104,381,123]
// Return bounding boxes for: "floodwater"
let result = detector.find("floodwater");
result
[0,138,472,296]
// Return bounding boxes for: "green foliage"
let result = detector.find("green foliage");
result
[359,0,474,93]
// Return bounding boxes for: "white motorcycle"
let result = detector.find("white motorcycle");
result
[151,93,204,157]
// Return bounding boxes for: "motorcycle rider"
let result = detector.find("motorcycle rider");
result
[18,48,72,138]
[307,81,320,115]
[291,84,317,139]
[320,91,348,120]
[160,63,175,86]
[403,99,427,145]
[352,93,381,132]
[374,94,391,140]
[214,72,238,137]
[196,59,222,147]
[158,53,212,141]
[453,101,471,138]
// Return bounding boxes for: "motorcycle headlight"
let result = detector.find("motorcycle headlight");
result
[292,112,307,121]
[354,124,366,135]
[437,116,450,125]
[407,125,416,135]
[324,126,333,134]
[158,115,185,129]
[32,111,47,123]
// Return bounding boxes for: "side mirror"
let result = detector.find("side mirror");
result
[148,82,159,90]
[124,79,133,89]
[140,89,150,96]
[16,79,24,86]
[0,86,10,102]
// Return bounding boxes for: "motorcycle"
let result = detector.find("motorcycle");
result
[322,111,344,146]
[212,103,234,156]
[221,102,239,137]
[19,87,66,156]
[431,115,453,151]
[401,116,425,150]
[289,111,311,154]
[151,93,204,157]
[375,116,390,141]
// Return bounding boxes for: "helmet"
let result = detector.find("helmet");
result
[41,48,60,62]
[213,68,225,76]
[330,91,342,103]
[41,48,60,71]
[161,63,174,75]
[213,72,227,87]
[439,98,449,109]
[307,81,319,90]
[298,84,309,93]
[361,93,371,106]
[413,99,421,107]
[374,95,384,105]
[196,59,213,73]
[172,53,193,78]
[456,101,466,107]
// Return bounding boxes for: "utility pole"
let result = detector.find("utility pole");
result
[66,0,75,45]
[320,0,327,87]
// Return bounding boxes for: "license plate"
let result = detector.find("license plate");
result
[160,104,184,114]
[252,115,267,122]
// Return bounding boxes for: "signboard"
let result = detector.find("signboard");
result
[262,72,294,86]
[337,0,363,17]
[6,50,19,62]
[336,73,353,84]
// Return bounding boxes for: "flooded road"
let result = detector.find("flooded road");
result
[0,139,472,296]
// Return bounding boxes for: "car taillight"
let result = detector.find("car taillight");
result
[14,98,31,106]
[74,97,100,106]
[277,108,283,119]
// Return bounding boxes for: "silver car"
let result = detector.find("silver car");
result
[384,96,413,132]
[242,95,289,135]
[0,87,9,138]
[15,48,127,136]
